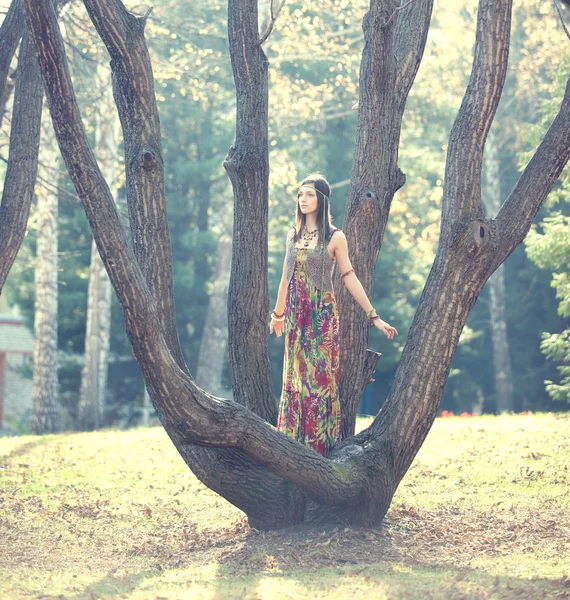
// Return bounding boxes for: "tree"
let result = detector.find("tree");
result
[3,0,569,529]
[77,59,119,430]
[31,107,60,434]
[482,127,514,412]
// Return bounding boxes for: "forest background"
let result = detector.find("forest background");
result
[1,0,569,432]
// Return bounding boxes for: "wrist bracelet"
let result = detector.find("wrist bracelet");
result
[272,309,284,319]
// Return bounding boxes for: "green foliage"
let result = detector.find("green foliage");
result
[525,212,570,404]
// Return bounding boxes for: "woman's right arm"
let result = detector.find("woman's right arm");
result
[270,228,294,337]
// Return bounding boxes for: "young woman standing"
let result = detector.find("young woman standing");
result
[269,174,398,456]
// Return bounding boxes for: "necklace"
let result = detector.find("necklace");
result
[301,227,318,247]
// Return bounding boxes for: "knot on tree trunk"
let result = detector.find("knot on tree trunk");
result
[139,149,159,171]
[468,219,491,255]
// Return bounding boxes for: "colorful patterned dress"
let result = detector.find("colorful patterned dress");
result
[276,230,342,456]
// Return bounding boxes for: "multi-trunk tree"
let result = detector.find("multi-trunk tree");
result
[1,0,569,529]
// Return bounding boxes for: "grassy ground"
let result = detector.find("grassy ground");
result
[1,414,569,599]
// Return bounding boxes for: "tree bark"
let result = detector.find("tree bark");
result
[337,0,434,439]
[0,26,43,295]
[18,0,570,529]
[82,0,186,372]
[196,207,232,398]
[223,0,277,424]
[0,0,25,128]
[31,107,59,434]
[77,60,118,430]
[482,128,514,412]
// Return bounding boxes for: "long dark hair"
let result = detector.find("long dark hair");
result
[294,173,333,246]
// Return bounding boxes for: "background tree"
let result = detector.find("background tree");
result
[77,59,119,430]
[31,108,59,434]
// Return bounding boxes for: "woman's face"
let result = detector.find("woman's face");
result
[297,184,319,217]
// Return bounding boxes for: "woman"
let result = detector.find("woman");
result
[269,174,398,456]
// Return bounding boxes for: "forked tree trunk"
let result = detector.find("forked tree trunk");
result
[16,0,570,529]
[482,128,514,413]
[77,60,119,430]
[196,207,233,398]
[31,108,59,434]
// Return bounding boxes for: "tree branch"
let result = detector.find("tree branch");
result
[392,0,434,106]
[384,0,420,29]
[441,0,513,235]
[0,0,25,127]
[554,0,570,40]
[224,0,277,423]
[0,27,43,294]
[495,77,570,262]
[82,0,186,371]
[258,0,286,46]
[337,0,432,438]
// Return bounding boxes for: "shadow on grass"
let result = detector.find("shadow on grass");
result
[60,569,160,600]
[0,437,52,464]
[202,525,568,600]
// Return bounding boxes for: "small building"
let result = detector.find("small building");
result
[0,297,34,434]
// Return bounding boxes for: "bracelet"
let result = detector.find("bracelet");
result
[271,310,284,322]
[341,268,354,279]
[367,309,382,322]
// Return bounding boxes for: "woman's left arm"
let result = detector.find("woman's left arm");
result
[334,231,398,340]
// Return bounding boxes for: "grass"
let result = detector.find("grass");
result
[1,413,569,599]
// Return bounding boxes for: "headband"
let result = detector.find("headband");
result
[297,184,329,202]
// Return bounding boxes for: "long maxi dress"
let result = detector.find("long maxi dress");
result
[276,227,342,456]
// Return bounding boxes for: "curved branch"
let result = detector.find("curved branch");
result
[393,0,434,107]
[495,77,570,263]
[82,0,186,371]
[441,0,513,233]
[0,0,25,126]
[0,28,43,294]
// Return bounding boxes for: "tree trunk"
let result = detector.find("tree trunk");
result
[482,128,514,413]
[196,206,233,398]
[31,108,59,434]
[223,0,277,424]
[77,60,118,430]
[337,0,434,439]
[0,25,43,295]
[0,0,25,129]
[18,0,570,529]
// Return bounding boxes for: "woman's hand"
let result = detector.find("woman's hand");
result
[372,318,398,340]
[269,317,285,337]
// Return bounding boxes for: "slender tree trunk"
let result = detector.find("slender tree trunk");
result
[31,108,59,434]
[77,60,118,430]
[0,0,24,129]
[337,0,434,439]
[196,206,233,398]
[483,128,514,412]
[0,27,43,295]
[224,0,277,424]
